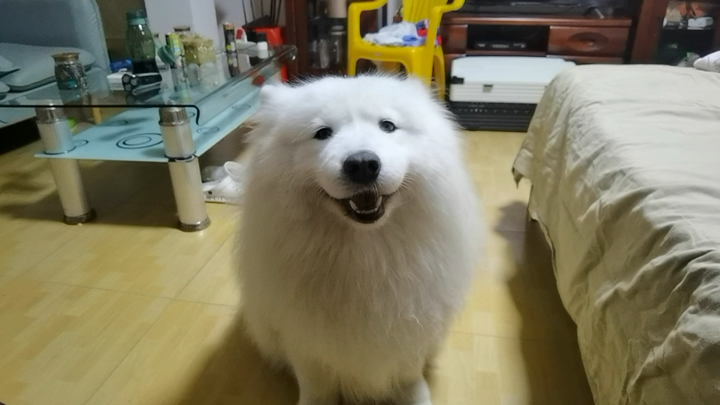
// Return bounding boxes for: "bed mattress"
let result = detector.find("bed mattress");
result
[512,65,720,405]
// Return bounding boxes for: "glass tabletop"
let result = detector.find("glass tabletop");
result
[0,45,296,125]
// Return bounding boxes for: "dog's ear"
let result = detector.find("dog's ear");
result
[259,83,292,107]
[247,83,292,139]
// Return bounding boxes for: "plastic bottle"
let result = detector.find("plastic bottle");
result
[126,9,159,74]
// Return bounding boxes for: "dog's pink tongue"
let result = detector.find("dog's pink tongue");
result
[350,191,379,211]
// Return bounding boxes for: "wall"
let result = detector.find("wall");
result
[97,0,282,61]
[145,0,221,46]
[215,0,285,37]
[94,0,408,69]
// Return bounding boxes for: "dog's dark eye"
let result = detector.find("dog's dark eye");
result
[379,120,396,133]
[314,127,333,140]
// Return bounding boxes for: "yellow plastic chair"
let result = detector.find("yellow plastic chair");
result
[347,0,465,98]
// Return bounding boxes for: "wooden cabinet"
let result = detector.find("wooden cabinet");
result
[548,26,628,56]
[440,14,632,66]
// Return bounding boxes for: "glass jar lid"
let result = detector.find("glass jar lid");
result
[52,52,80,62]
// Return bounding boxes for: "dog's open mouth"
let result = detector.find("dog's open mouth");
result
[338,190,388,224]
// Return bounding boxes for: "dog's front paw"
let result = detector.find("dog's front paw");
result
[393,378,433,405]
[297,398,337,405]
[393,399,432,405]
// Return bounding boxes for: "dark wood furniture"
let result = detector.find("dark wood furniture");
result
[440,13,633,69]
[283,0,720,79]
[284,0,378,78]
[630,0,720,63]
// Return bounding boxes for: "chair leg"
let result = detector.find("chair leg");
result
[347,53,357,76]
[406,57,432,86]
[417,63,433,86]
[434,53,446,100]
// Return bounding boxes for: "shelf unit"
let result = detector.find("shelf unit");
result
[631,0,720,63]
[284,0,378,77]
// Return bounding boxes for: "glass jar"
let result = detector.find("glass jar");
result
[126,9,159,74]
[52,52,87,90]
[182,34,217,66]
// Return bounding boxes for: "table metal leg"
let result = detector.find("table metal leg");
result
[159,107,210,232]
[36,107,96,225]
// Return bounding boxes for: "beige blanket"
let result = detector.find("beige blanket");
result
[512,65,720,405]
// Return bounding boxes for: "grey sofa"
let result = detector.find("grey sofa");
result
[0,0,109,128]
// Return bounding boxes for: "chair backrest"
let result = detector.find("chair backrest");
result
[402,0,450,23]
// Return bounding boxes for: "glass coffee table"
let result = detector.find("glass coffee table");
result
[0,45,296,231]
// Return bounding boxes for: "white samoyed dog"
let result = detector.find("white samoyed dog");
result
[238,75,482,405]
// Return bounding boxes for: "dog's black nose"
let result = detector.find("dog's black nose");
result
[343,151,381,184]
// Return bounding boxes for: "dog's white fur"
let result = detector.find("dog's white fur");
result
[238,75,482,405]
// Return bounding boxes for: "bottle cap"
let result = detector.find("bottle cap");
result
[126,9,147,20]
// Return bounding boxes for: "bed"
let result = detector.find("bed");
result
[512,65,720,405]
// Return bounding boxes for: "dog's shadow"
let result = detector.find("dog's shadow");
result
[172,315,298,405]
[174,315,424,405]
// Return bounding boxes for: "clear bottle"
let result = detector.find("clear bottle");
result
[329,25,346,69]
[126,9,159,74]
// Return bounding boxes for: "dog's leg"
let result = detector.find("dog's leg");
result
[394,378,433,405]
[294,361,338,405]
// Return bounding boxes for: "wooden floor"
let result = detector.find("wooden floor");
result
[0,126,594,405]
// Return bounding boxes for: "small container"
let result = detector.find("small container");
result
[52,52,87,90]
[166,33,184,56]
[165,33,185,68]
[182,34,217,65]
[223,23,237,53]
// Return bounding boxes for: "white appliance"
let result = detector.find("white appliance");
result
[448,56,575,131]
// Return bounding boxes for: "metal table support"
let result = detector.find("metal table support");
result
[159,107,210,232]
[35,107,96,224]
